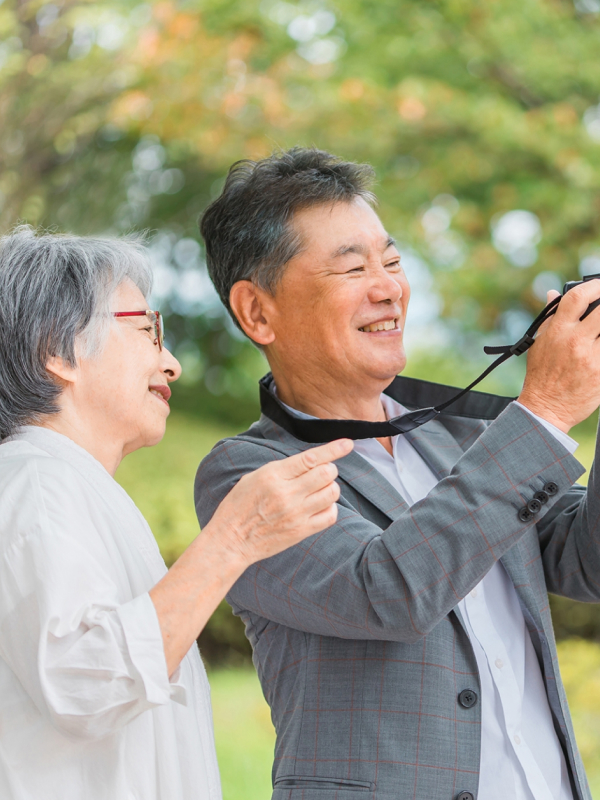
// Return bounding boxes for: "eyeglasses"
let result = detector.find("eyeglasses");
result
[113,310,164,350]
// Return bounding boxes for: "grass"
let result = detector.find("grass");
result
[209,669,275,800]
[115,410,600,799]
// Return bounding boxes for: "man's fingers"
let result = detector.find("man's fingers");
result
[278,439,354,479]
[555,279,600,325]
[575,300,600,339]
[546,289,561,304]
[536,291,561,336]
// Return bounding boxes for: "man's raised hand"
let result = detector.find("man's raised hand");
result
[519,278,600,432]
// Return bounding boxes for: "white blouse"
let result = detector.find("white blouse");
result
[0,426,222,800]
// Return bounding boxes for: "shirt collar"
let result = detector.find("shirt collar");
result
[4,425,113,482]
[273,385,408,431]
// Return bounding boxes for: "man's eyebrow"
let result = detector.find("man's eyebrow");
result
[330,236,397,259]
[331,243,367,258]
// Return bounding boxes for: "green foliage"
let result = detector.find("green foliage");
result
[209,669,275,800]
[4,0,600,413]
[557,639,600,798]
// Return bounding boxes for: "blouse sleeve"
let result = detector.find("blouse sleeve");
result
[0,455,184,741]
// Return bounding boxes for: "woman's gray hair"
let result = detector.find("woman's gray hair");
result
[0,226,153,440]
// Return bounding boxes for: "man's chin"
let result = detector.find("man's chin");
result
[354,354,407,385]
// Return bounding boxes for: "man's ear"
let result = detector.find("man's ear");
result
[229,281,276,346]
[46,355,78,387]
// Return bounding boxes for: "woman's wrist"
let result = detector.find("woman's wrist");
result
[194,517,251,584]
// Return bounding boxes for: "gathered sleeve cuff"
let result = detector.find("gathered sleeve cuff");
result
[117,593,187,707]
[0,456,188,741]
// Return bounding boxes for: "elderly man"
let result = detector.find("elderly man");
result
[195,147,600,800]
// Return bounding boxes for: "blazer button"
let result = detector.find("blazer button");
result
[458,689,478,708]
[534,490,549,505]
[518,506,533,522]
[456,792,474,800]
[544,481,559,496]
[527,498,542,514]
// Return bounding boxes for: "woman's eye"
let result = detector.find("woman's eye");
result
[142,326,153,335]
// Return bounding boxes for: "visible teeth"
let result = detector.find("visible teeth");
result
[359,319,397,333]
[150,389,162,398]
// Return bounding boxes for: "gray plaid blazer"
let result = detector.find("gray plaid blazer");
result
[195,399,597,800]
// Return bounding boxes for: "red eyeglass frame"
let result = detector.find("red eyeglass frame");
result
[113,310,164,350]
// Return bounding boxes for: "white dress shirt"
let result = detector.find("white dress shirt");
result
[280,392,577,800]
[0,427,221,800]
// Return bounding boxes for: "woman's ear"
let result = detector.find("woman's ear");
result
[229,281,276,346]
[46,355,78,387]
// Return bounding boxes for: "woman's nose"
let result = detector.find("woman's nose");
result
[161,348,182,381]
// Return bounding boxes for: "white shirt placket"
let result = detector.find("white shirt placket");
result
[460,577,558,800]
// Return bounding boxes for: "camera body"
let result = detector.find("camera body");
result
[563,272,600,319]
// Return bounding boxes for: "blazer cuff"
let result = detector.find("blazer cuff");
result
[476,401,584,529]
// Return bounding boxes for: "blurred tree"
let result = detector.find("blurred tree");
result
[6,0,600,656]
[3,0,600,414]
[0,0,138,230]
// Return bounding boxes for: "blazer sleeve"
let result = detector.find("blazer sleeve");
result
[537,420,600,602]
[195,403,585,644]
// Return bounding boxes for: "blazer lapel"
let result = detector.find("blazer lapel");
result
[499,541,545,632]
[335,417,470,520]
[403,418,468,480]
[336,450,409,521]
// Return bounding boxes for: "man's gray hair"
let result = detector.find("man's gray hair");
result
[199,147,375,328]
[0,226,153,440]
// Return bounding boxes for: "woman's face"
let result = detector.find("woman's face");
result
[71,279,181,458]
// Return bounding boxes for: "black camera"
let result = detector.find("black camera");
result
[562,272,600,319]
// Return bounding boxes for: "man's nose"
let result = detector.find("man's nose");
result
[367,266,403,304]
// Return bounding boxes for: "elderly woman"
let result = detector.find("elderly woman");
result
[0,227,351,800]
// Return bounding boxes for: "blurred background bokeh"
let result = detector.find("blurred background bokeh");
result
[4,0,600,795]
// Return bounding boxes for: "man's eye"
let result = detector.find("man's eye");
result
[346,265,364,274]
[386,260,401,270]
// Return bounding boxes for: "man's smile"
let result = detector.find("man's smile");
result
[358,317,401,333]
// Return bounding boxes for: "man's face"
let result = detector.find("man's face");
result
[263,198,411,389]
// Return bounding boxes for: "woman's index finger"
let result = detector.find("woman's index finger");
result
[279,439,354,479]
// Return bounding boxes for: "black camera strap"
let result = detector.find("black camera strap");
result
[259,295,562,443]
